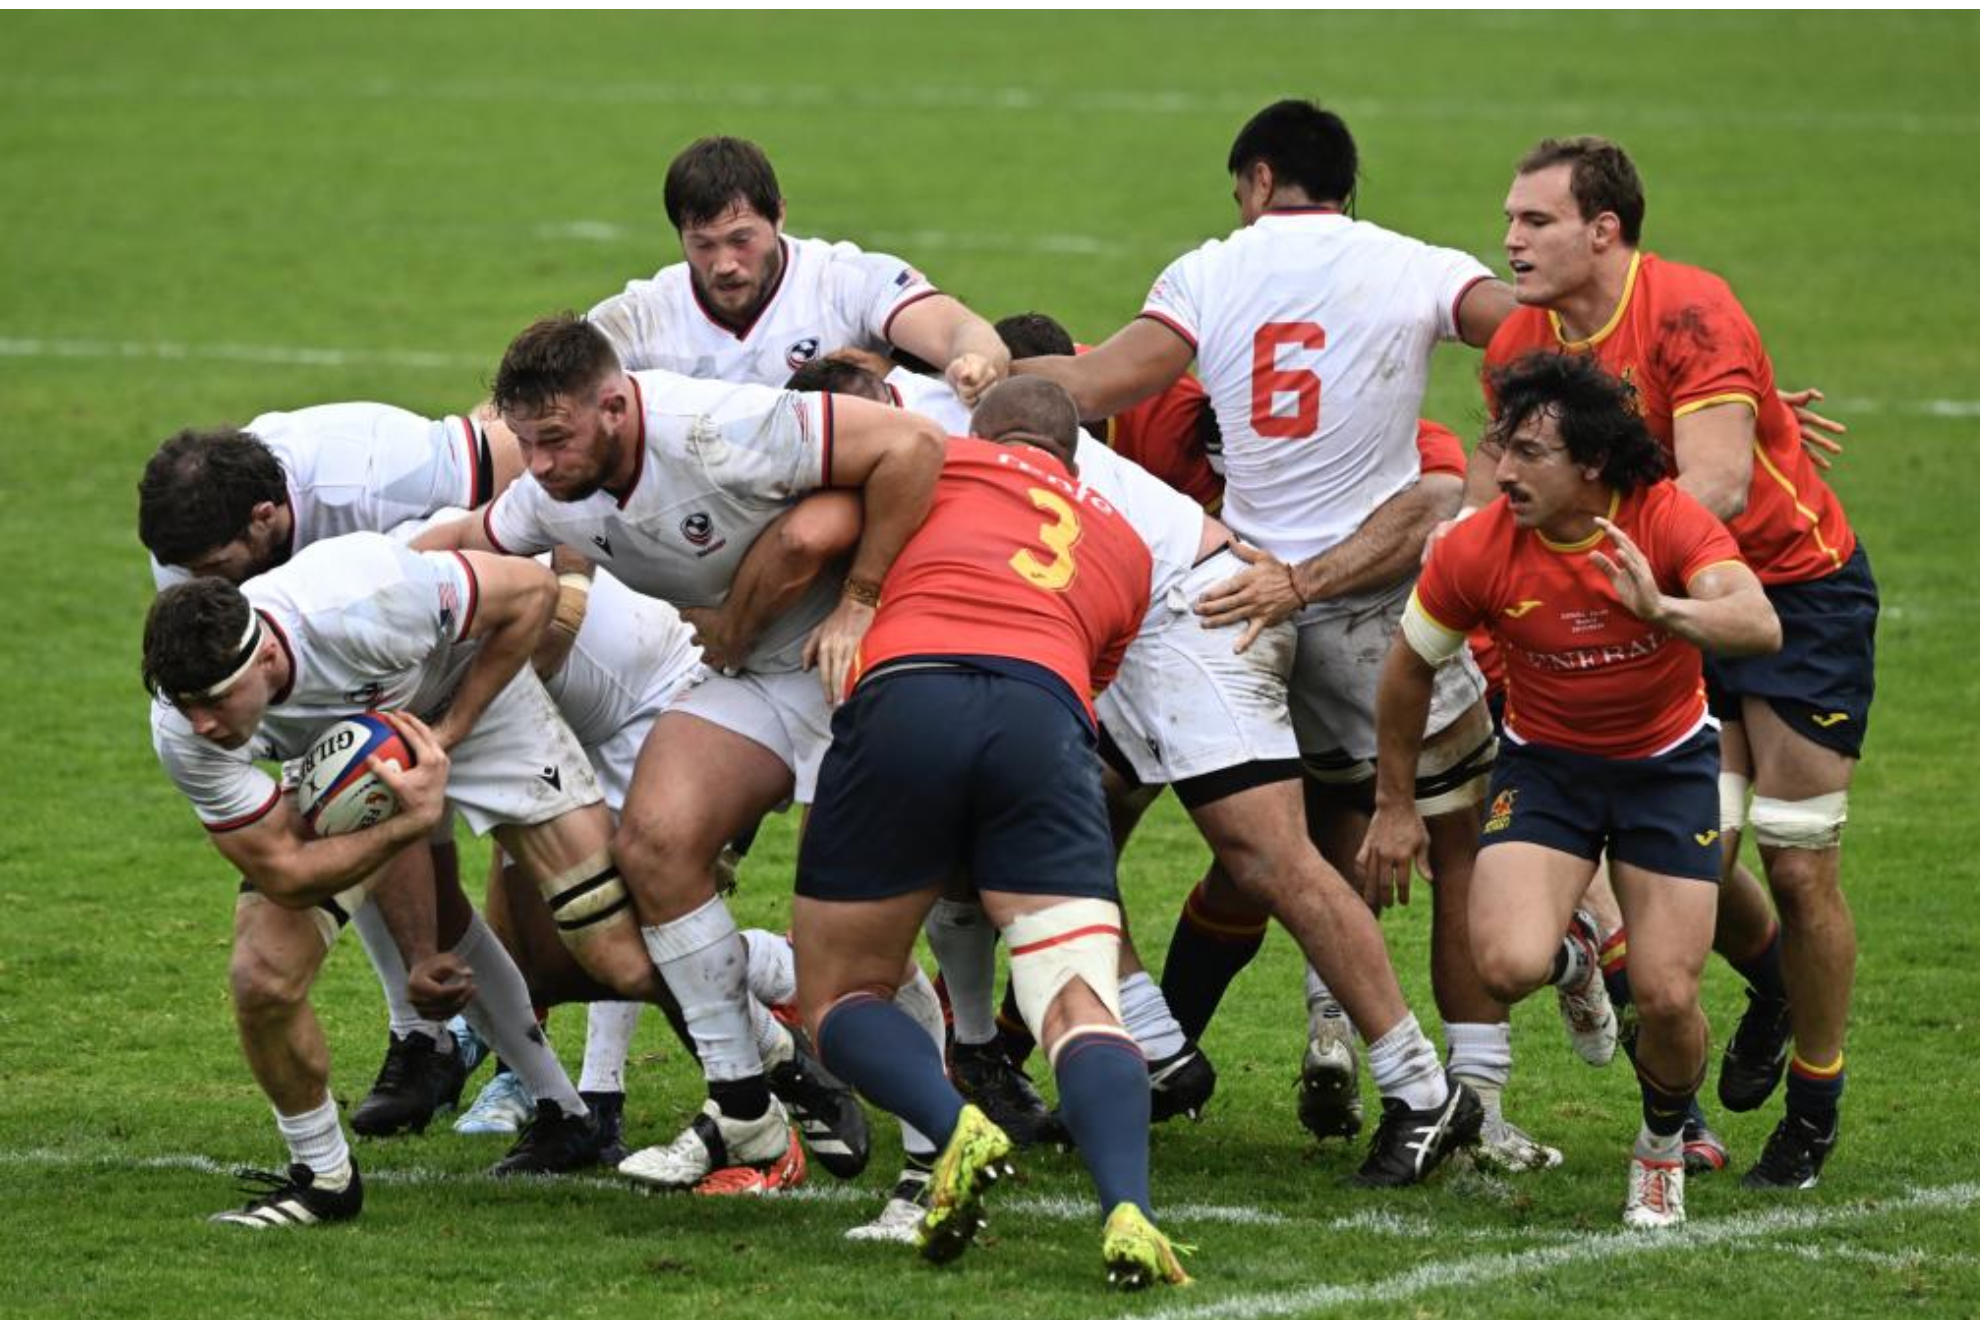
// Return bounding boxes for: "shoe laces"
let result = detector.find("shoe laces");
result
[230,1164,307,1204]
[1634,1162,1676,1214]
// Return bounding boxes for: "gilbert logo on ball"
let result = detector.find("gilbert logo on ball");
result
[297,712,416,836]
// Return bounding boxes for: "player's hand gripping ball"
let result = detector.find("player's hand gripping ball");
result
[297,712,416,835]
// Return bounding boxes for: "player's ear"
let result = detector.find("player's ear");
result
[249,501,281,533]
[1590,209,1623,252]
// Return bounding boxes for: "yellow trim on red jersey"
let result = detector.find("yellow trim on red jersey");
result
[1672,392,1759,420]
[1550,251,1643,350]
[1683,558,1748,591]
[1750,441,1846,572]
[1537,491,1621,553]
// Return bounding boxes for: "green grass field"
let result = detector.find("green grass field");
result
[3,12,1978,1318]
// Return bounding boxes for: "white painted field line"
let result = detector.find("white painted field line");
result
[0,335,486,374]
[1,73,1974,137]
[0,1147,1279,1225]
[1113,1181,1980,1320]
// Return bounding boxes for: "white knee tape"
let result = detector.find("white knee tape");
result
[1747,791,1848,850]
[1301,749,1374,786]
[1004,899,1125,1055]
[1415,729,1498,816]
[1718,772,1751,835]
[539,849,634,945]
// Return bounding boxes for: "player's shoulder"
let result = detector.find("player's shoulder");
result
[1636,251,1746,314]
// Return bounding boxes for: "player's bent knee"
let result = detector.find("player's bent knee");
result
[1748,791,1848,851]
[228,945,313,1019]
[1627,973,1701,1030]
[1004,898,1126,1067]
[1470,941,1550,1005]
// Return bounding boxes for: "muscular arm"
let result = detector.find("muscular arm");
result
[1673,401,1756,521]
[208,714,449,908]
[1014,318,1194,423]
[428,552,557,750]
[683,492,863,670]
[411,511,497,555]
[802,398,946,697]
[1590,528,1781,657]
[1295,473,1463,602]
[887,295,1011,406]
[1455,278,1516,349]
[1356,639,1441,907]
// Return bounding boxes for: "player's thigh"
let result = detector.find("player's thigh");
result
[620,710,794,866]
[1608,860,1716,1021]
[1743,697,1856,799]
[1186,774,1323,898]
[794,888,939,1039]
[1469,842,1595,988]
[231,888,336,1008]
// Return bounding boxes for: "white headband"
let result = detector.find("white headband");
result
[186,610,265,702]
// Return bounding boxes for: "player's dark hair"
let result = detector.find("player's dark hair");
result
[1516,136,1646,245]
[970,378,1080,465]
[785,357,891,403]
[995,312,1076,361]
[1488,352,1666,491]
[142,577,255,701]
[664,136,783,232]
[492,313,623,419]
[1227,100,1357,206]
[137,429,287,567]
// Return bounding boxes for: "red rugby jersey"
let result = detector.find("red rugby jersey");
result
[1412,481,1743,758]
[855,438,1152,718]
[1485,251,1853,586]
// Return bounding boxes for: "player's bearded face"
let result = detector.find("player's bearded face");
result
[1503,165,1597,307]
[514,396,618,503]
[680,203,784,328]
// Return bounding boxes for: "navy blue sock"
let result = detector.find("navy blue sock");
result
[1160,880,1268,1042]
[1785,1053,1845,1128]
[817,993,964,1147]
[1600,927,1633,1010]
[1053,1033,1152,1216]
[1729,923,1790,1004]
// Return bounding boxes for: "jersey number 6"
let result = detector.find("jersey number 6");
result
[1250,322,1326,439]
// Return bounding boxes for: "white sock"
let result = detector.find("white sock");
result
[741,928,797,1007]
[273,1093,351,1186]
[1367,1013,1449,1111]
[350,902,444,1043]
[580,1001,642,1094]
[1119,971,1188,1061]
[751,997,791,1063]
[1552,932,1593,988]
[1445,1020,1513,1091]
[1636,1123,1682,1161]
[894,964,947,1159]
[642,897,759,1083]
[452,913,585,1118]
[924,899,999,1046]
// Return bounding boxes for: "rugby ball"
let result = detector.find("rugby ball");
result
[297,713,416,836]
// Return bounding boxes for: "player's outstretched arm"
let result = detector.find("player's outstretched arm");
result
[1014,318,1194,423]
[411,509,497,555]
[888,295,1011,407]
[208,712,450,908]
[1455,278,1516,348]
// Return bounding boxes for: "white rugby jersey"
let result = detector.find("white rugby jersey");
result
[1073,435,1208,634]
[483,370,835,673]
[545,570,702,753]
[588,235,941,386]
[152,534,480,832]
[150,402,487,589]
[883,367,972,433]
[1141,210,1489,563]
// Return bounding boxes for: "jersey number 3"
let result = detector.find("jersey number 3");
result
[1250,322,1326,439]
[1010,487,1083,592]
